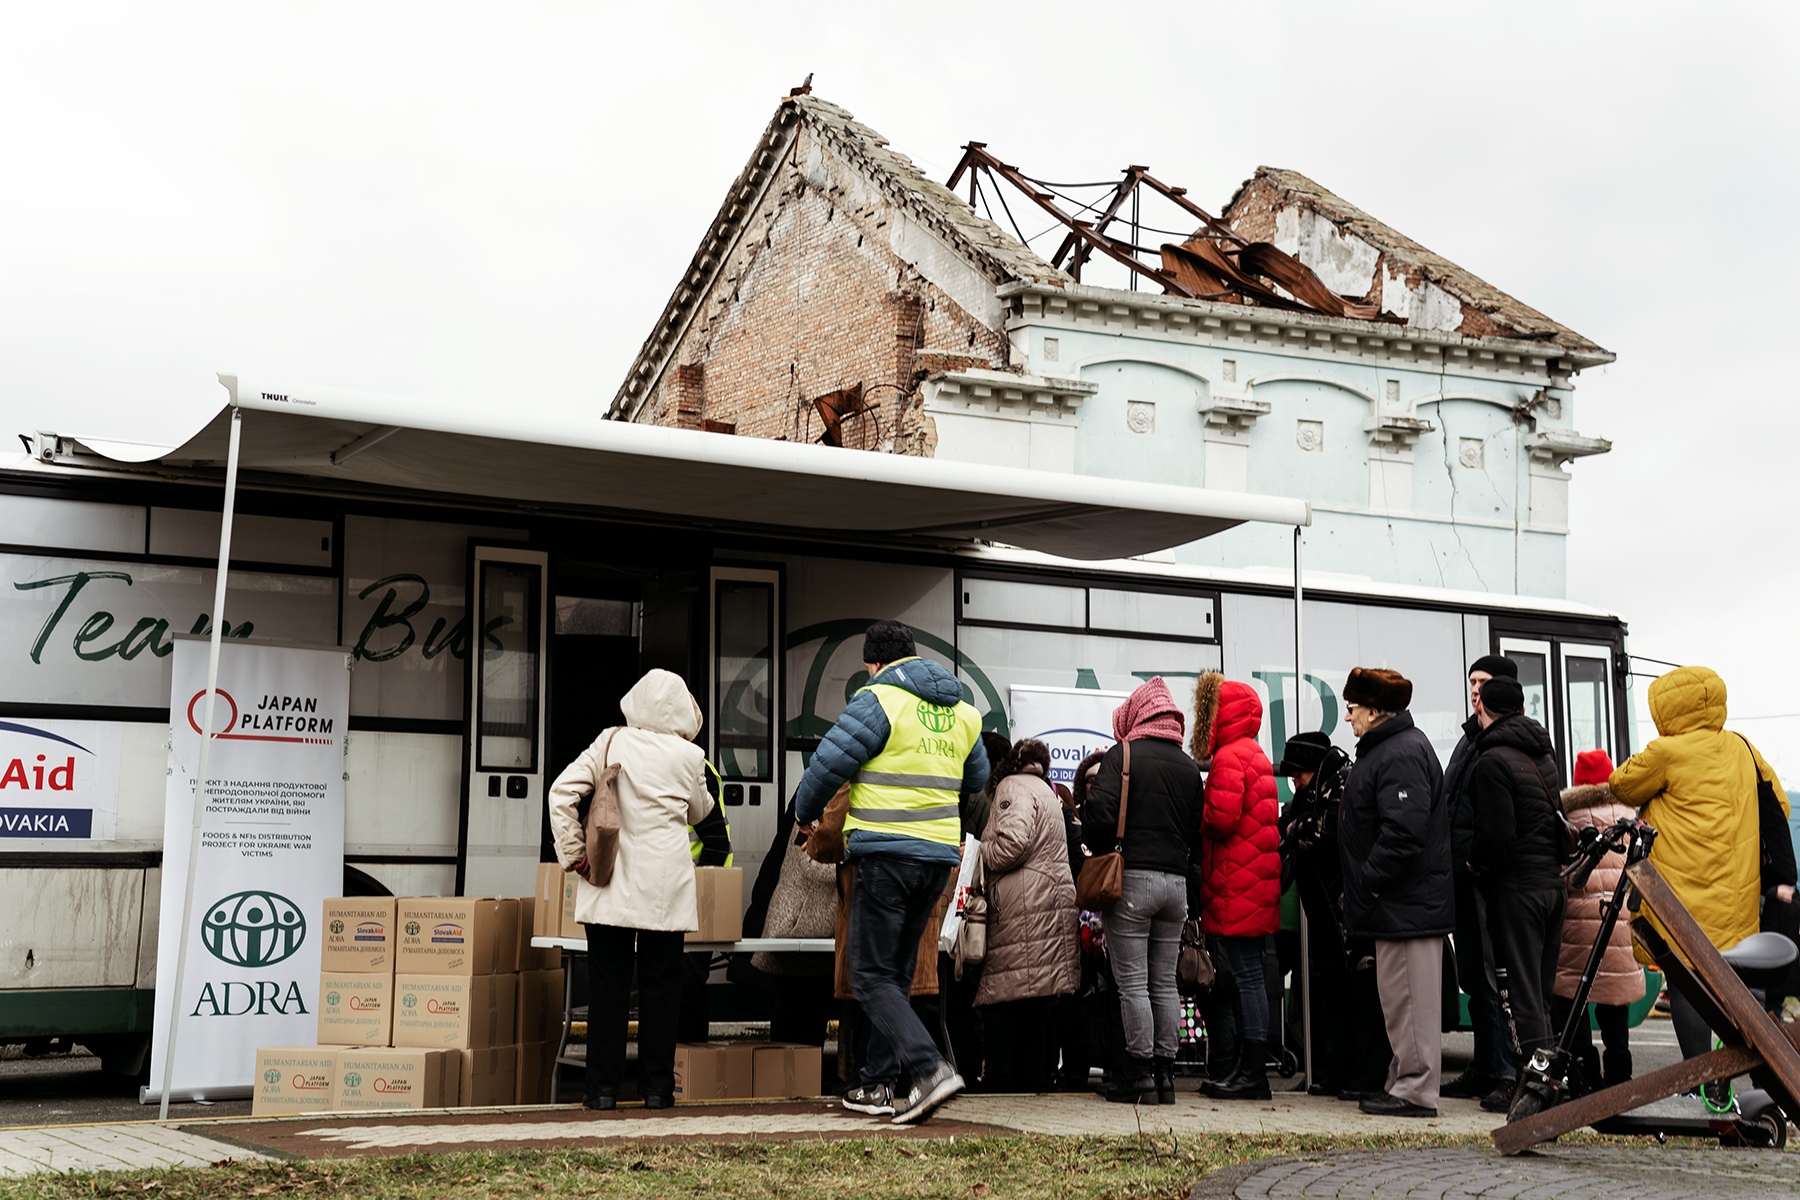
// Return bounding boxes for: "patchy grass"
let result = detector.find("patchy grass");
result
[0,1131,1519,1199]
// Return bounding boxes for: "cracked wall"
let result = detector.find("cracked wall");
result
[634,126,1009,453]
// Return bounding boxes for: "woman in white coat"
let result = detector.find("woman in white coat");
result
[549,668,712,1109]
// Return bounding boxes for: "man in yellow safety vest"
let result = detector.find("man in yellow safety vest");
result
[792,620,989,1125]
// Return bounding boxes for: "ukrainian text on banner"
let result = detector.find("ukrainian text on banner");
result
[147,637,349,1101]
[1008,685,1129,786]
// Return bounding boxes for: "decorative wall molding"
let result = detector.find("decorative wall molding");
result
[922,368,1098,424]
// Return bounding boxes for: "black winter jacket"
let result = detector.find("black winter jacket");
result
[1339,711,1453,939]
[1083,736,1203,877]
[1468,713,1565,893]
[1441,712,1483,869]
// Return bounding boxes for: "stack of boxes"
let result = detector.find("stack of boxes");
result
[252,892,564,1116]
[672,1041,822,1101]
[531,861,745,944]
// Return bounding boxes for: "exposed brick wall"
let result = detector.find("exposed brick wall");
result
[635,126,1011,456]
[669,363,705,430]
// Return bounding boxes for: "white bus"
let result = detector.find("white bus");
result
[1,384,1630,1070]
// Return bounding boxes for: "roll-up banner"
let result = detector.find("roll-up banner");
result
[1008,685,1129,787]
[144,637,350,1102]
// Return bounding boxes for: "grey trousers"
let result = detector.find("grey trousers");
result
[1375,936,1444,1109]
[1108,869,1187,1060]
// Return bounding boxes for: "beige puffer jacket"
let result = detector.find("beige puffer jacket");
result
[1553,783,1646,1007]
[548,669,712,932]
[974,768,1080,1007]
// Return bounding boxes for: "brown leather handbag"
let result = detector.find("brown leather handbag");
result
[802,783,853,864]
[580,729,623,887]
[1075,740,1130,910]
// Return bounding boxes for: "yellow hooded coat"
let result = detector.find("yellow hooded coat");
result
[1610,666,1788,953]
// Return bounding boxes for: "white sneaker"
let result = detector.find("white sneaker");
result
[891,1062,964,1125]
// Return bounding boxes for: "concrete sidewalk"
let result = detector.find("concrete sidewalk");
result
[943,1088,1499,1138]
[0,1088,1500,1176]
[0,1122,270,1176]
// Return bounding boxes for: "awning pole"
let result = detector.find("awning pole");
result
[1295,524,1313,1089]
[157,406,242,1122]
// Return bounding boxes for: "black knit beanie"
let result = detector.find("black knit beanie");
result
[861,620,915,666]
[1469,654,1518,679]
[1479,677,1525,715]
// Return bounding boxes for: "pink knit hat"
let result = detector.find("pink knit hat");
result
[1112,677,1187,743]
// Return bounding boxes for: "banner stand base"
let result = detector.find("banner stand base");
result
[138,1085,253,1105]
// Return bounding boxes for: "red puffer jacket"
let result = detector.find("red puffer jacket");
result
[1199,681,1280,937]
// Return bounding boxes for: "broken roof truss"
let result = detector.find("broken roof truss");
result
[945,143,1387,323]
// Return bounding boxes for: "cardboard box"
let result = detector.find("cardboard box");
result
[317,971,394,1046]
[515,968,565,1046]
[332,1046,460,1111]
[321,898,398,973]
[396,897,519,976]
[514,895,559,970]
[752,1042,823,1098]
[674,1042,756,1100]
[686,867,743,944]
[252,1045,337,1116]
[516,1040,550,1104]
[393,973,518,1049]
[459,1043,520,1108]
[534,863,561,938]
[560,872,581,938]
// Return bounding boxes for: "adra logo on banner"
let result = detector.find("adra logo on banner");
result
[201,891,307,967]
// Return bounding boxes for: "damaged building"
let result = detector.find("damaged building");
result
[608,85,1612,598]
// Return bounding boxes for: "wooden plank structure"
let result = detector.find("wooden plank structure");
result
[1493,859,1800,1156]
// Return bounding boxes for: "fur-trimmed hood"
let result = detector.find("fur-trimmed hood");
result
[1190,671,1223,761]
[1560,782,1619,814]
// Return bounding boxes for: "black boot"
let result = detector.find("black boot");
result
[1202,1041,1271,1101]
[1104,1057,1155,1103]
[1153,1056,1175,1105]
[1602,1047,1632,1090]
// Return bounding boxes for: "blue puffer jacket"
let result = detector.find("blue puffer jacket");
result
[792,656,990,865]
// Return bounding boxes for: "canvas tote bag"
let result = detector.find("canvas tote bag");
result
[580,729,623,887]
[1075,740,1131,910]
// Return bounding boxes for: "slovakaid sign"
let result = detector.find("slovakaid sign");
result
[0,718,122,841]
[1007,685,1128,786]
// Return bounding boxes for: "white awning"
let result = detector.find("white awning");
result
[56,376,1309,560]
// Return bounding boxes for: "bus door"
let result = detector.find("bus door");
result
[1495,633,1622,783]
[709,565,781,894]
[462,544,550,897]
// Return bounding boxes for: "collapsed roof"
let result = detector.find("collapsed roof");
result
[609,87,1610,421]
[1224,167,1607,356]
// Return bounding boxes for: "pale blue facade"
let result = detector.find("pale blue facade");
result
[921,284,1609,600]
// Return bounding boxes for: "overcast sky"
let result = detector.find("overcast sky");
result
[3,3,1796,772]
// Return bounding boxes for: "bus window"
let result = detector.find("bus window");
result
[714,574,775,783]
[1506,648,1551,730]
[1564,649,1612,763]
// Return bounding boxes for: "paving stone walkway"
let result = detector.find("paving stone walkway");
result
[0,1122,268,1176]
[1196,1146,1800,1199]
